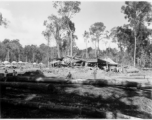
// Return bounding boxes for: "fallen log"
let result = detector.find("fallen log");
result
[0,82,58,93]
[116,112,141,119]
[1,77,152,90]
[69,79,152,89]
[3,76,69,84]
[0,81,84,88]
[0,98,107,118]
[137,83,152,89]
[120,76,146,79]
[129,73,145,76]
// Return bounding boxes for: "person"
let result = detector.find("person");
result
[4,69,8,82]
[93,66,97,80]
[13,69,17,76]
[66,72,72,79]
[15,71,18,76]
[13,69,16,76]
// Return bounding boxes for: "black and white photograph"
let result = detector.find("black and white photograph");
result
[0,0,152,119]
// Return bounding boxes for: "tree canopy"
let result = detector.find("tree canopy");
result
[121,1,152,66]
[89,22,106,57]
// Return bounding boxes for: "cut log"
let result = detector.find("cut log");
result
[129,73,145,76]
[3,76,69,84]
[0,82,58,92]
[0,98,107,118]
[0,81,83,88]
[137,83,152,89]
[122,76,145,79]
[116,112,141,119]
[0,78,152,90]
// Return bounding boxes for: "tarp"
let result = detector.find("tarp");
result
[18,61,23,63]
[50,61,61,64]
[12,61,17,64]
[63,57,71,63]
[3,61,9,64]
[103,58,118,65]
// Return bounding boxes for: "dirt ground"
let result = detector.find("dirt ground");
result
[43,67,152,83]
[1,67,152,118]
[1,84,152,118]
[43,67,122,79]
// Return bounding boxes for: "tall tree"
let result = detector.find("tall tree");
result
[43,15,67,59]
[83,30,89,58]
[110,25,133,53]
[61,20,76,57]
[89,22,106,58]
[121,1,152,67]
[53,1,81,57]
[42,21,52,67]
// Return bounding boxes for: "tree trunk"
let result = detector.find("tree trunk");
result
[33,53,35,63]
[67,48,69,56]
[70,31,73,57]
[18,52,20,62]
[134,31,137,67]
[47,37,50,68]
[86,41,88,58]
[5,49,9,62]
[97,39,99,58]
[57,42,61,58]
[47,51,49,68]
[26,56,27,62]
[62,49,65,57]
[95,41,97,58]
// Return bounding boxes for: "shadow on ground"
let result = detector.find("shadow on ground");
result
[1,83,152,119]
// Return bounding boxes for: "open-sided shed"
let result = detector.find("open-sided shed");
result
[98,57,118,71]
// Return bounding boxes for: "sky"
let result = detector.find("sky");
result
[0,0,141,50]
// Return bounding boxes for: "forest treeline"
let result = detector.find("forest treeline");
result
[1,1,152,68]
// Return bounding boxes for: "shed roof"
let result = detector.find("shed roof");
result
[101,58,118,65]
[84,59,98,63]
